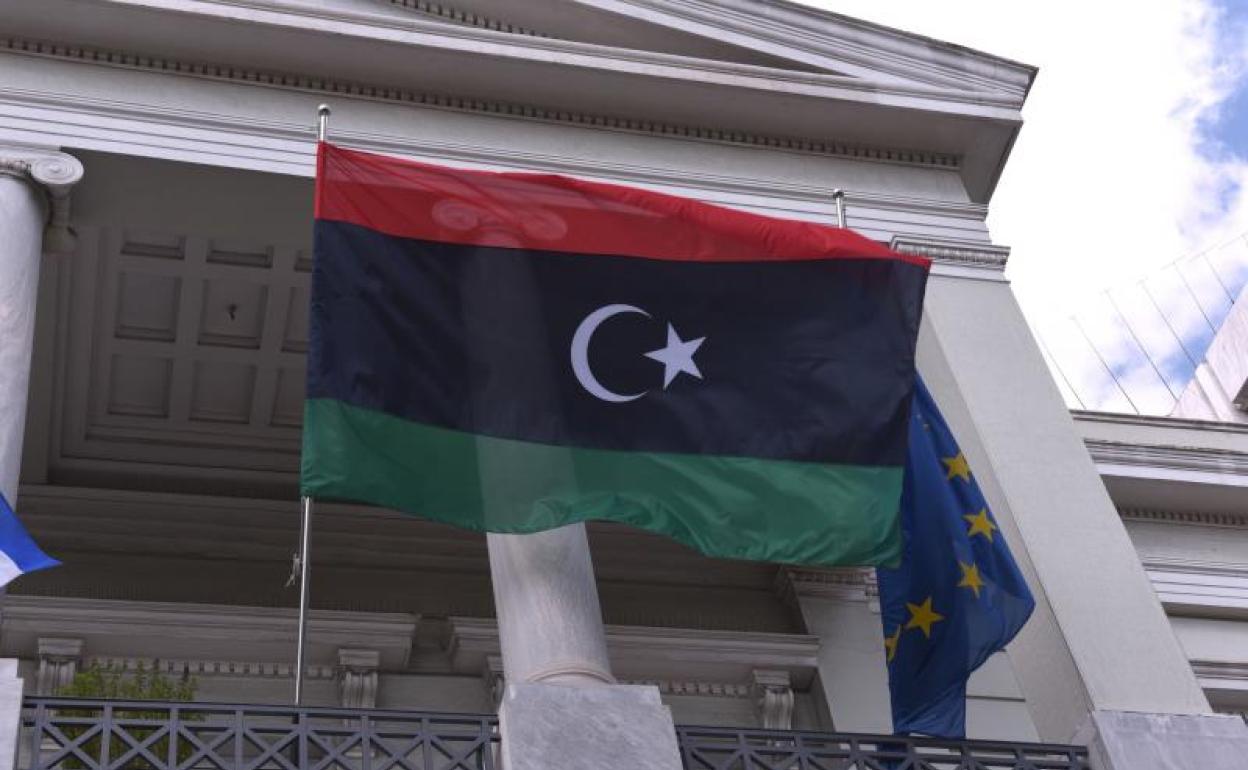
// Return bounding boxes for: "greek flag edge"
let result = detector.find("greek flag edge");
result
[0,492,59,588]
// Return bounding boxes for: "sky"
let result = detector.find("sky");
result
[801,0,1248,414]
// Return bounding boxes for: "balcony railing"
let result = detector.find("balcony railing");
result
[676,725,1090,770]
[22,697,1090,770]
[21,698,500,770]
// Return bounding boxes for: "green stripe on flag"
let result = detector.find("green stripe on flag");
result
[302,398,903,567]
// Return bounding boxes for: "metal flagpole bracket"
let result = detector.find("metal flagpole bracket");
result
[294,496,313,704]
[831,189,847,228]
[317,104,331,143]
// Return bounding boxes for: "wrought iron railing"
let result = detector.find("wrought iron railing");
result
[22,697,1092,770]
[21,697,499,770]
[676,725,1091,770]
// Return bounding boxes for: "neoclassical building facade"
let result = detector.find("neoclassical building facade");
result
[0,2,1245,768]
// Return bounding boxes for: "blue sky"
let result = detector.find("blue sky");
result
[806,0,1248,414]
[1197,1,1248,209]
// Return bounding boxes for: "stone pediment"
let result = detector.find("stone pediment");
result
[371,0,1032,98]
[1,0,1032,200]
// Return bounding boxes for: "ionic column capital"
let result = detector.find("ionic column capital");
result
[0,144,85,254]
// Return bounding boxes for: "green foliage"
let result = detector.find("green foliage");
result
[54,663,198,770]
[57,662,196,703]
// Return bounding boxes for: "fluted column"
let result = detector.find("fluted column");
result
[487,524,614,687]
[488,525,682,770]
[0,146,82,505]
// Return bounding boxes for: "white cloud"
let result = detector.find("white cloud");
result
[796,0,1248,412]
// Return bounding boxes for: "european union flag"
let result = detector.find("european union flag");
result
[0,493,58,588]
[876,377,1034,738]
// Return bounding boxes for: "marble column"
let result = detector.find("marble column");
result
[488,525,682,770]
[487,525,613,687]
[918,265,1248,766]
[0,145,81,770]
[0,146,83,505]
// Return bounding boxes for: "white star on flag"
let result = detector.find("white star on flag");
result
[645,323,705,388]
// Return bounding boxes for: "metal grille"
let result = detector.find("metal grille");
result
[21,698,499,770]
[22,697,1093,770]
[676,725,1090,770]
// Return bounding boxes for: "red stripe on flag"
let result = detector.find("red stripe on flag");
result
[315,143,930,267]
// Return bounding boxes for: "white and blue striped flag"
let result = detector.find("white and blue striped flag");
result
[0,493,57,587]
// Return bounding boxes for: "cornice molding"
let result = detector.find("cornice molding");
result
[776,567,878,604]
[890,234,1009,273]
[1087,439,1248,480]
[388,0,548,38]
[1074,410,1248,436]
[1122,509,1248,529]
[84,657,757,705]
[0,36,960,172]
[598,0,1034,97]
[1192,660,1248,684]
[0,596,417,669]
[1142,558,1248,618]
[446,616,819,688]
[0,80,989,224]
[69,0,1022,109]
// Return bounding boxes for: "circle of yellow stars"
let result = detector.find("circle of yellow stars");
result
[884,451,998,663]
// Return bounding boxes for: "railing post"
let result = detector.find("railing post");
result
[298,706,308,770]
[99,702,111,770]
[0,661,24,770]
[166,705,178,770]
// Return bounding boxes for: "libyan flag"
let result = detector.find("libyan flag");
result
[303,143,930,567]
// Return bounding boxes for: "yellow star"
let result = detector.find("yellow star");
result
[958,561,986,599]
[883,625,902,662]
[963,508,999,542]
[904,597,945,639]
[942,452,971,482]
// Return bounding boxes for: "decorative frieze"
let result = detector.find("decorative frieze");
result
[627,679,752,698]
[1121,509,1248,529]
[751,669,795,730]
[0,37,960,172]
[337,648,380,709]
[389,1,549,38]
[88,655,336,680]
[36,637,82,695]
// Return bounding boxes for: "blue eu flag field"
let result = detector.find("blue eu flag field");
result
[876,377,1035,738]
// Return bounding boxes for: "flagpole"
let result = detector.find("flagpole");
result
[294,104,329,706]
[294,496,313,704]
[831,188,846,228]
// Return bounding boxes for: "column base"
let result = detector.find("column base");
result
[1076,710,1248,770]
[498,682,682,770]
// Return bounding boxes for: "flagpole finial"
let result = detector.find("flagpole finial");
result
[831,189,846,228]
[316,105,332,143]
